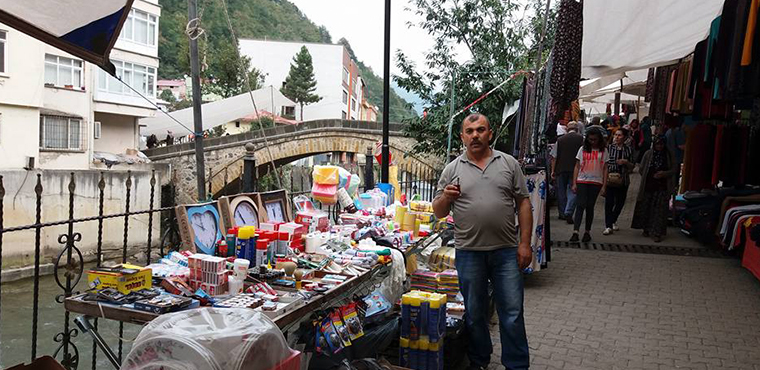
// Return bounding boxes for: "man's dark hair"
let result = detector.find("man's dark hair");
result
[462,113,490,130]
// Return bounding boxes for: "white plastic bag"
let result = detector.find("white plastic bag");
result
[122,308,293,370]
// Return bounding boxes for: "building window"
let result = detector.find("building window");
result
[0,30,6,74]
[282,106,295,118]
[235,121,240,128]
[342,90,348,104]
[351,98,357,112]
[341,111,347,120]
[120,8,157,46]
[44,54,83,88]
[342,67,349,84]
[98,60,156,98]
[39,115,84,151]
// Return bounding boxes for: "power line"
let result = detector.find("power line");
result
[115,75,195,135]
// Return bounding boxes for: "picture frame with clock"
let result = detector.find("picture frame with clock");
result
[218,193,261,229]
[175,201,227,255]
[256,189,293,223]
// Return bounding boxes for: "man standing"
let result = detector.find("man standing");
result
[551,121,584,223]
[434,113,533,370]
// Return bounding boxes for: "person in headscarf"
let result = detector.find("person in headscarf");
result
[631,135,678,242]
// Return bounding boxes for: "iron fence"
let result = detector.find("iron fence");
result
[0,160,441,369]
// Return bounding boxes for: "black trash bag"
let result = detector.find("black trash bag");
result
[308,316,399,370]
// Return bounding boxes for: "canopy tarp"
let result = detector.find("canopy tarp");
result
[0,0,133,74]
[140,86,297,137]
[582,0,725,79]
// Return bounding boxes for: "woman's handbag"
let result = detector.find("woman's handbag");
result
[607,172,624,187]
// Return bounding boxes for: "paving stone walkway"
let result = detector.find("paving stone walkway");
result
[484,248,760,369]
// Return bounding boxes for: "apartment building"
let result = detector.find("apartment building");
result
[239,39,374,122]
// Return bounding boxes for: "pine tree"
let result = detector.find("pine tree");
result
[281,46,321,121]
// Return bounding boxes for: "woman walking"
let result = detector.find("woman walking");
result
[603,128,634,235]
[631,136,677,242]
[570,128,608,243]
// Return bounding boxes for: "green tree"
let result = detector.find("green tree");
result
[204,41,264,98]
[160,89,177,103]
[281,46,321,121]
[247,116,275,132]
[395,0,555,156]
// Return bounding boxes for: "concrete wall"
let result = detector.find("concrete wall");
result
[0,167,169,269]
[239,39,344,121]
[0,106,40,169]
[94,112,138,153]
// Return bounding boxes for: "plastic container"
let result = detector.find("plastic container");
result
[312,165,340,185]
[409,340,419,370]
[123,308,294,370]
[233,259,250,279]
[399,338,410,368]
[229,275,244,295]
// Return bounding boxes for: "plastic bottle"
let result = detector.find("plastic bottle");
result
[427,293,446,343]
[228,275,243,295]
[247,234,258,261]
[236,227,252,259]
[278,231,290,255]
[409,294,421,341]
[226,228,237,258]
[409,340,419,370]
[256,239,269,267]
[401,294,411,339]
[418,339,429,370]
[428,340,441,370]
[399,338,410,368]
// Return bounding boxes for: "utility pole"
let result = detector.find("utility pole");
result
[381,0,391,183]
[446,70,456,162]
[188,0,206,200]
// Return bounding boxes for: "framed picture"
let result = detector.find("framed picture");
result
[257,189,292,223]
[218,193,261,229]
[175,201,227,255]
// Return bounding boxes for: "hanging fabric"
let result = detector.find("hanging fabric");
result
[524,171,547,273]
[549,0,583,124]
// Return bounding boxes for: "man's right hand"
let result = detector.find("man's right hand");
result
[443,184,461,202]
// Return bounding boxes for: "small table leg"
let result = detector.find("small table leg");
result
[74,316,121,369]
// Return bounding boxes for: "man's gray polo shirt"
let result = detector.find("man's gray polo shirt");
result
[435,150,529,251]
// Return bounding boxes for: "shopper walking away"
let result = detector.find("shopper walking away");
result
[571,128,608,243]
[434,113,533,370]
[551,121,584,223]
[603,128,634,235]
[631,136,677,242]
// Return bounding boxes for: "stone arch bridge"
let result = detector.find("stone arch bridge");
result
[143,119,441,204]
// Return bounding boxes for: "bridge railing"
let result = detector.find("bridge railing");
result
[142,119,407,159]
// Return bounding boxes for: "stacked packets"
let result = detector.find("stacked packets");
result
[399,291,446,370]
[410,270,439,293]
[436,270,459,302]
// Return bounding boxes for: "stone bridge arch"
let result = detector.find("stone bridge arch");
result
[144,119,440,204]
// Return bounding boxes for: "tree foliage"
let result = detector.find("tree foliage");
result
[160,89,177,103]
[247,116,276,131]
[281,46,321,121]
[395,0,556,156]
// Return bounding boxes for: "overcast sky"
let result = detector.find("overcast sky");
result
[288,0,469,78]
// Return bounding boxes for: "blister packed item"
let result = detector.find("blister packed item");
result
[123,308,294,370]
[312,183,338,205]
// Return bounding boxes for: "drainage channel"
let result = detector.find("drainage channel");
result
[552,241,727,258]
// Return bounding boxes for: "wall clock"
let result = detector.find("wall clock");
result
[175,201,227,255]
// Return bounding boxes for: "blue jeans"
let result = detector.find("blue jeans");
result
[456,247,529,369]
[556,171,576,218]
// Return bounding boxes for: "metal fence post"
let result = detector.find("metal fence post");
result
[243,143,257,192]
[364,147,375,190]
[32,174,42,361]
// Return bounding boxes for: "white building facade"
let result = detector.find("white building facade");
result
[0,0,161,171]
[239,39,369,121]
[0,1,166,271]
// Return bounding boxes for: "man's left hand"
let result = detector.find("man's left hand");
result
[517,243,532,270]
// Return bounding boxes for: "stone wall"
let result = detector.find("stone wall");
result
[0,164,170,270]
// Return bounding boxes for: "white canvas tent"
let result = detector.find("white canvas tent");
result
[582,0,725,79]
[140,86,298,138]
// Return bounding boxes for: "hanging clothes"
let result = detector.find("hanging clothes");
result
[549,0,583,122]
[524,170,547,273]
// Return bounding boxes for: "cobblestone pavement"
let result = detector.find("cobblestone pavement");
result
[484,248,760,369]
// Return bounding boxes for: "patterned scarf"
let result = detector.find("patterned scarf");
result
[650,136,668,172]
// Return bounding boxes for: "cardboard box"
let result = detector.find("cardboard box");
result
[87,264,152,294]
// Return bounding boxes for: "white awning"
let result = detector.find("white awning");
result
[582,0,725,79]
[140,86,297,137]
[0,0,133,74]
